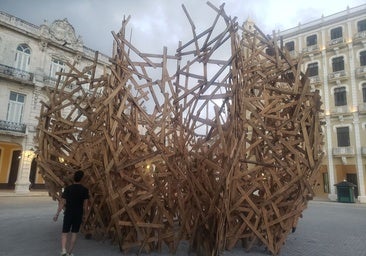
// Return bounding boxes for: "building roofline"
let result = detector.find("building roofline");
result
[0,10,111,62]
[277,4,366,38]
[0,10,40,30]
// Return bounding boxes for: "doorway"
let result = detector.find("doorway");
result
[346,173,358,198]
[8,150,21,189]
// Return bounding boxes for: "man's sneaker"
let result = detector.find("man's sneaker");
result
[60,252,67,256]
[67,253,74,256]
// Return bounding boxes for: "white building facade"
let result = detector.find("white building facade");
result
[0,11,110,193]
[276,4,366,202]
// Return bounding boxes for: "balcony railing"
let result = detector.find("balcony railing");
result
[359,103,366,112]
[0,63,33,83]
[309,75,321,85]
[286,50,297,58]
[332,105,348,114]
[0,120,26,133]
[355,66,366,78]
[353,31,366,43]
[328,70,347,82]
[43,76,76,89]
[327,37,345,47]
[333,147,354,156]
[302,44,320,54]
[43,76,58,87]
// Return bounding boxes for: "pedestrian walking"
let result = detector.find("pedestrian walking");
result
[53,170,89,256]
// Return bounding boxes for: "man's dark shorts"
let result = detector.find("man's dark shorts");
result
[62,213,82,233]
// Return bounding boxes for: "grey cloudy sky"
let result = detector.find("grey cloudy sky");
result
[1,0,365,56]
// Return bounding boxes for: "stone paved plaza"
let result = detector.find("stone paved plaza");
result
[0,194,365,256]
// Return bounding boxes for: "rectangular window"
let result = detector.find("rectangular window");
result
[332,56,344,72]
[306,34,317,46]
[336,127,350,147]
[285,41,294,51]
[307,62,318,77]
[7,91,25,123]
[363,83,366,102]
[360,51,366,66]
[334,87,347,106]
[330,27,343,40]
[357,19,366,32]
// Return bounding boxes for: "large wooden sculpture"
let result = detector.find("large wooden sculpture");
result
[36,2,323,255]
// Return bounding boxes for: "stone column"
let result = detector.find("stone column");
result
[321,49,337,201]
[15,149,33,193]
[326,116,337,201]
[353,113,366,203]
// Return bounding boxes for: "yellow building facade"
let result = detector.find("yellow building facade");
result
[275,4,366,202]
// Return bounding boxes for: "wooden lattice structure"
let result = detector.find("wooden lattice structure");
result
[36,3,324,255]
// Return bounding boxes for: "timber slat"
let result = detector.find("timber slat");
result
[36,3,323,256]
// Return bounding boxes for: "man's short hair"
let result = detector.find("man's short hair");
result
[74,170,84,182]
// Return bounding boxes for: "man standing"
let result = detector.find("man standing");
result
[53,170,89,256]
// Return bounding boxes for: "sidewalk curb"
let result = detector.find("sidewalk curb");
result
[0,191,49,197]
[309,199,366,207]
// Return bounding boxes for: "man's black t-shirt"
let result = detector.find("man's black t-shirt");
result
[62,184,89,216]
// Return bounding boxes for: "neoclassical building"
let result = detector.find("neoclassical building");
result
[1,4,366,203]
[0,11,110,192]
[273,4,366,202]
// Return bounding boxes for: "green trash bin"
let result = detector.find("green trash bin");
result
[334,181,357,203]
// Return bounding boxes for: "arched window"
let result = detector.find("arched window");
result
[50,59,65,78]
[15,44,31,71]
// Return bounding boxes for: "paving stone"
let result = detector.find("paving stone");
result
[0,196,365,256]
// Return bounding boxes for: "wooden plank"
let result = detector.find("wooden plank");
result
[35,3,323,255]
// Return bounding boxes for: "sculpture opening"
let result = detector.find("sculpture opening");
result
[36,2,324,255]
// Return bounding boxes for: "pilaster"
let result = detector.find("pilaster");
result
[322,49,337,200]
[15,151,32,193]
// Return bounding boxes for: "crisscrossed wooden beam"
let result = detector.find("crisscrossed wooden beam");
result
[36,2,323,255]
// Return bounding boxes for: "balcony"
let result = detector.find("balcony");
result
[355,66,366,78]
[43,76,76,90]
[328,70,347,83]
[302,44,320,55]
[43,76,58,87]
[286,50,298,58]
[332,146,354,156]
[0,120,26,134]
[0,63,34,85]
[353,31,366,44]
[309,75,321,86]
[331,105,349,114]
[327,37,346,49]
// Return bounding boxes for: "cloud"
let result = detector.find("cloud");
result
[1,0,364,56]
